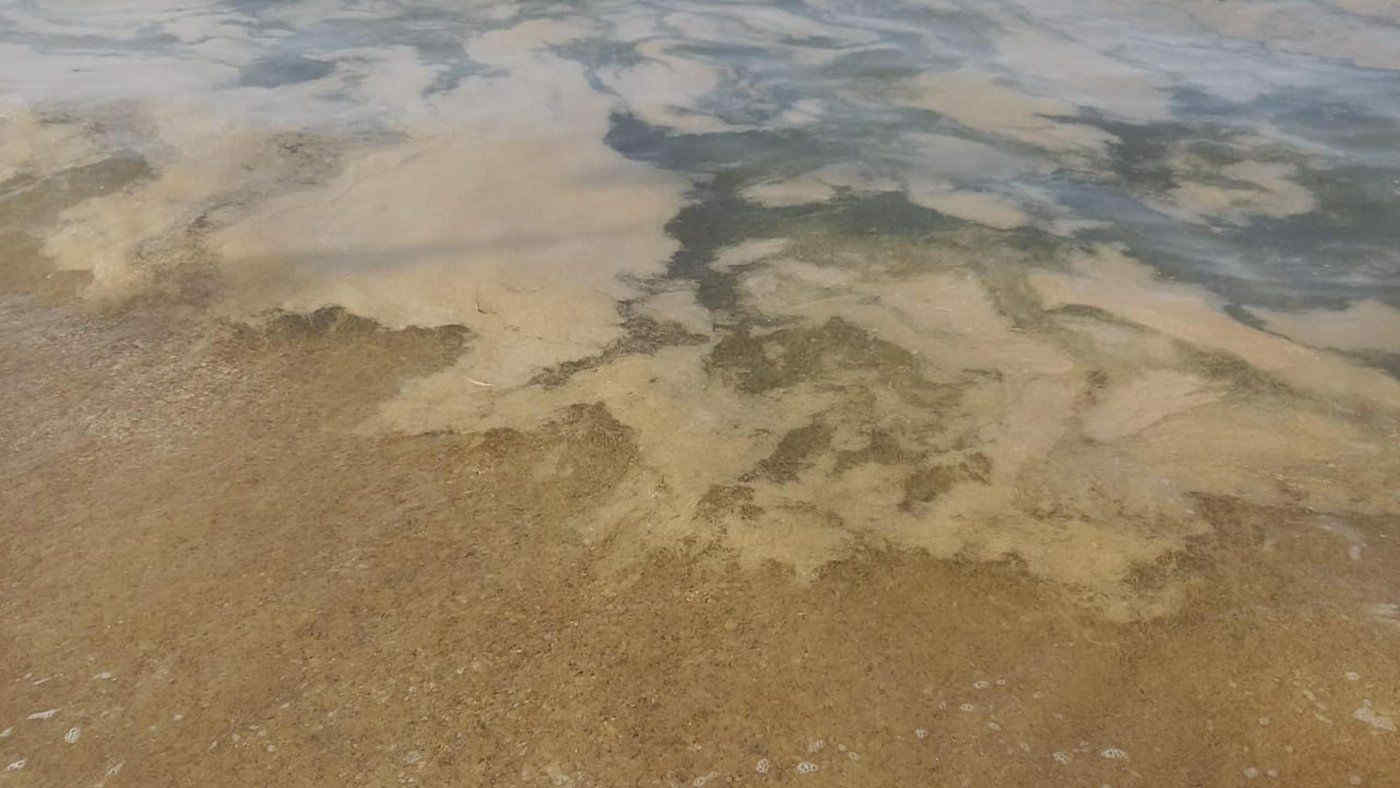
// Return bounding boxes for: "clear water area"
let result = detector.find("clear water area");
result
[1,1,1398,784]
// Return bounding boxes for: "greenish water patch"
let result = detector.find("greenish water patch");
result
[705,316,919,395]
[745,422,833,484]
[900,451,991,510]
[0,154,152,228]
[529,314,709,389]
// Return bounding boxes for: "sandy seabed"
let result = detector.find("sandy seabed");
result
[3,131,1398,786]
[3,2,1400,783]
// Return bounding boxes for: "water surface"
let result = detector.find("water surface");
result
[2,1,1399,784]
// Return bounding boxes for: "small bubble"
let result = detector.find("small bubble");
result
[1052,751,1071,765]
[1100,747,1128,761]
[795,761,819,775]
[973,680,990,690]
[1345,672,1360,682]
[64,727,81,744]
[755,758,770,775]
[847,751,860,762]
[915,728,929,740]
[959,703,975,712]
[986,721,1001,731]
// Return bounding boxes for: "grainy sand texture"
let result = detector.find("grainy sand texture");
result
[3,1,1399,785]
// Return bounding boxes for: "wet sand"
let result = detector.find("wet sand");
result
[3,1,1400,785]
[4,223,1398,786]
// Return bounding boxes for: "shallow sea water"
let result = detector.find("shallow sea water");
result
[1,1,1398,785]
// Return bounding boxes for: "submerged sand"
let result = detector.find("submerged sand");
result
[3,2,1400,784]
[3,129,1398,786]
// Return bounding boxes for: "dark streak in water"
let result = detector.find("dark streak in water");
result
[606,112,964,312]
[1039,114,1400,311]
[0,154,152,229]
[239,55,335,88]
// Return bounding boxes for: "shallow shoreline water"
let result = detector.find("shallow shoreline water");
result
[3,0,1399,784]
